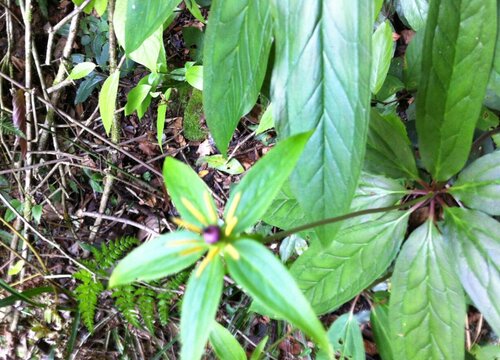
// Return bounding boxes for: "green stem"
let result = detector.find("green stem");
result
[263,194,433,243]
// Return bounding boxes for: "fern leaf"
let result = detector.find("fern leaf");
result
[112,285,140,328]
[0,116,26,138]
[156,291,173,326]
[73,270,103,332]
[94,236,139,270]
[135,287,156,333]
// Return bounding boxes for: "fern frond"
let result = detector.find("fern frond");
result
[73,269,103,332]
[112,285,140,328]
[156,291,173,326]
[92,236,139,270]
[0,116,25,138]
[135,287,156,333]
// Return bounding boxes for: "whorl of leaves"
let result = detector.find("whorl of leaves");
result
[73,269,104,333]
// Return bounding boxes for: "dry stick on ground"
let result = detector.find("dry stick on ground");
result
[89,0,121,243]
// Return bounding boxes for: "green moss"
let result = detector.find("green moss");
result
[183,89,207,141]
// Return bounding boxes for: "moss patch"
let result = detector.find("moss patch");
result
[183,89,206,141]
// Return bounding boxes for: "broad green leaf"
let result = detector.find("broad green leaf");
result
[374,0,384,19]
[125,84,151,118]
[271,0,373,246]
[370,304,394,360]
[444,208,500,335]
[209,322,246,360]
[371,21,394,94]
[403,29,424,90]
[98,71,120,136]
[365,109,419,180]
[185,65,203,91]
[224,132,310,234]
[255,104,274,135]
[157,88,172,151]
[250,336,268,360]
[471,345,500,360]
[203,0,273,154]
[198,155,244,175]
[397,0,428,31]
[108,231,207,287]
[181,256,224,360]
[485,4,500,111]
[163,157,219,228]
[450,150,500,216]
[317,313,365,360]
[94,0,107,16]
[72,0,95,13]
[68,62,96,80]
[291,211,409,315]
[113,0,180,53]
[226,240,331,355]
[31,204,42,224]
[390,220,465,360]
[8,260,25,276]
[416,0,497,180]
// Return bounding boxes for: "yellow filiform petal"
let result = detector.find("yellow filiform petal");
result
[224,216,238,236]
[166,239,203,248]
[171,217,202,233]
[224,244,240,260]
[181,197,208,226]
[204,191,218,224]
[180,246,206,256]
[195,247,220,277]
[225,192,241,223]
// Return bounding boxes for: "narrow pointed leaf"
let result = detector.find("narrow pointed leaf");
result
[371,21,395,94]
[181,256,224,360]
[226,239,331,355]
[444,208,500,335]
[203,0,273,154]
[271,0,373,245]
[98,71,120,136]
[157,88,172,150]
[403,29,425,90]
[250,336,269,360]
[291,211,409,315]
[371,304,395,360]
[365,109,419,180]
[416,0,497,180]
[163,157,218,228]
[209,322,246,360]
[485,4,500,110]
[449,151,500,216]
[125,84,151,117]
[224,132,310,234]
[114,0,181,53]
[390,220,465,360]
[109,231,207,287]
[317,313,365,360]
[68,62,96,80]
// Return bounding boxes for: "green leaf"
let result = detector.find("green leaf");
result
[181,256,224,360]
[255,104,274,135]
[0,286,53,308]
[416,0,497,180]
[68,62,96,80]
[485,3,500,111]
[449,150,500,216]
[209,322,246,360]
[224,132,310,235]
[226,239,331,355]
[389,220,465,360]
[157,88,171,151]
[108,231,207,287]
[185,0,205,23]
[32,204,43,224]
[0,278,44,307]
[271,0,373,246]
[203,0,273,154]
[371,21,395,94]
[370,304,394,360]
[98,71,120,136]
[403,29,424,90]
[250,336,268,360]
[443,208,500,335]
[8,260,25,276]
[397,0,428,31]
[185,65,203,91]
[198,155,244,175]
[365,109,419,180]
[317,313,365,360]
[291,211,409,315]
[471,345,500,360]
[163,157,219,228]
[94,0,107,16]
[113,0,181,53]
[125,84,152,118]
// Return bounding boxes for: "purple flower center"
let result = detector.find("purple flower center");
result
[203,225,221,244]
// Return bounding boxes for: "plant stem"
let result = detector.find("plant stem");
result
[263,194,433,243]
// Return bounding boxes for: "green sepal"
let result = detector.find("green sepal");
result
[209,322,246,360]
[181,256,225,360]
[108,231,207,287]
[163,157,219,228]
[224,132,311,235]
[226,239,331,356]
